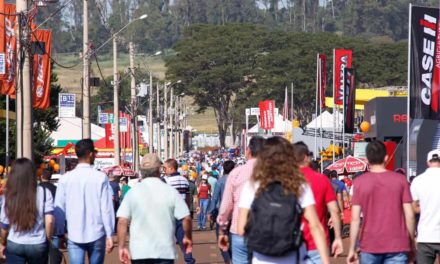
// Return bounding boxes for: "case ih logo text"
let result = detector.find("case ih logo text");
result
[419,14,437,106]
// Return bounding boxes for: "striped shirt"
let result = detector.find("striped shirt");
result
[164,173,190,200]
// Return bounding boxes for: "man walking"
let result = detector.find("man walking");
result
[163,159,195,264]
[411,149,440,264]
[208,160,235,264]
[217,136,265,264]
[293,142,343,262]
[117,154,192,264]
[54,139,115,264]
[347,140,415,264]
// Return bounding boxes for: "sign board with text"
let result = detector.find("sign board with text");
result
[58,93,76,118]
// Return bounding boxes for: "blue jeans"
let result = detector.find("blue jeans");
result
[6,240,48,264]
[231,233,248,264]
[175,220,195,264]
[67,236,106,264]
[197,199,209,228]
[215,223,231,263]
[305,249,323,264]
[360,252,408,264]
[132,259,174,264]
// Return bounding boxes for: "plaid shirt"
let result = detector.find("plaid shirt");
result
[217,158,256,234]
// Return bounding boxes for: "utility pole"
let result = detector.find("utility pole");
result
[129,42,138,172]
[169,86,174,158]
[180,98,185,155]
[113,36,120,166]
[164,83,168,159]
[149,73,153,154]
[16,0,33,159]
[156,81,161,159]
[82,0,90,138]
[175,96,179,157]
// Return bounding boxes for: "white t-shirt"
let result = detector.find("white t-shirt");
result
[410,167,440,243]
[239,180,315,264]
[117,178,190,260]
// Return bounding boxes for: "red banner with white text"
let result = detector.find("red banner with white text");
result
[0,0,6,80]
[32,30,52,109]
[333,49,352,105]
[259,100,275,130]
[0,3,16,95]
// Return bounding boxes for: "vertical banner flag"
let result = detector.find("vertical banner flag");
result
[0,0,6,78]
[343,68,356,133]
[333,49,352,105]
[32,30,52,109]
[319,54,327,108]
[282,87,288,120]
[409,6,440,119]
[0,3,16,95]
[259,100,275,130]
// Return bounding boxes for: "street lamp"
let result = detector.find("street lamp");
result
[108,14,148,166]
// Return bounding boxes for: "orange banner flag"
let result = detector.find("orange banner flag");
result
[0,3,17,95]
[32,29,52,109]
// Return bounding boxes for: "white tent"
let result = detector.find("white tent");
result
[306,110,343,131]
[248,114,292,134]
[50,117,105,147]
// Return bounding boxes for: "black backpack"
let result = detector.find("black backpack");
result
[244,182,303,256]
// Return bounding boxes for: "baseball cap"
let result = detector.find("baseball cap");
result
[202,175,208,180]
[427,149,440,162]
[140,154,162,170]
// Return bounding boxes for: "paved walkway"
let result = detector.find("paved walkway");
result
[60,224,351,263]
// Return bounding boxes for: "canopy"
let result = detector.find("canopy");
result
[305,110,343,131]
[248,114,292,134]
[326,155,368,174]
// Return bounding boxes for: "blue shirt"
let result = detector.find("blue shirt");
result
[332,179,347,193]
[207,174,229,215]
[54,163,115,243]
[0,187,53,245]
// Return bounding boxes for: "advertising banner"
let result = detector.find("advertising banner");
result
[409,6,440,119]
[343,68,356,133]
[259,100,275,130]
[58,93,75,118]
[32,30,52,109]
[333,49,352,105]
[0,3,16,95]
[319,54,327,108]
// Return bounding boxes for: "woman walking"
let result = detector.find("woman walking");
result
[0,158,54,263]
[236,137,330,264]
[197,174,211,230]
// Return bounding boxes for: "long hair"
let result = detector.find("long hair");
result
[252,137,306,197]
[5,158,38,232]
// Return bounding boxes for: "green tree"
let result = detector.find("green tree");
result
[166,24,267,147]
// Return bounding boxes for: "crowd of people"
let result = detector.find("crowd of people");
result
[0,136,437,264]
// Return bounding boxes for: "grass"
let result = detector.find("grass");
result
[53,52,218,133]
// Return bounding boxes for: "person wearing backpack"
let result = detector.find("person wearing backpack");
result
[236,136,330,264]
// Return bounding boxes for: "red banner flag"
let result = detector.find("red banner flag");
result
[319,54,327,108]
[333,49,352,105]
[0,3,16,95]
[32,30,52,109]
[259,100,275,130]
[0,0,6,80]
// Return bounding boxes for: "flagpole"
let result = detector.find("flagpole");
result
[319,56,324,171]
[332,49,336,163]
[314,53,319,160]
[342,68,346,159]
[406,3,412,179]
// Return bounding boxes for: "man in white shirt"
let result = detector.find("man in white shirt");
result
[411,149,440,264]
[117,154,193,264]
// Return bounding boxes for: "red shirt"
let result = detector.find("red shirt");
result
[198,183,211,199]
[352,171,412,253]
[301,167,337,251]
